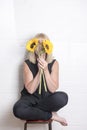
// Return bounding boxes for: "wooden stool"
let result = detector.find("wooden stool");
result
[24,119,52,130]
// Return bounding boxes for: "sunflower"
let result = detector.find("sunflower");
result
[26,38,38,52]
[42,39,53,54]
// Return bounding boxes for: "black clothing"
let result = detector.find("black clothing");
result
[21,59,56,98]
[13,59,68,120]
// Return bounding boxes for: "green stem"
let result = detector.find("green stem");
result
[43,73,47,92]
[39,72,42,94]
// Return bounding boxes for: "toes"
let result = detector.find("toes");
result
[61,122,68,126]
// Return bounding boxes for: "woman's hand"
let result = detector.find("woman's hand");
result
[37,57,48,71]
[37,57,48,94]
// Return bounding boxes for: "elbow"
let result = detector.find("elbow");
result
[25,84,34,94]
[50,83,59,93]
[50,90,56,93]
[49,87,58,93]
[27,87,34,94]
[27,88,34,94]
[28,90,34,94]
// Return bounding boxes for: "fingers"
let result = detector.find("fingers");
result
[37,58,48,70]
[38,62,44,70]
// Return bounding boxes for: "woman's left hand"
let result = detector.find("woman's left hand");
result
[37,57,48,71]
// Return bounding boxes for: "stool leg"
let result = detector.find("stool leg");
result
[48,122,52,130]
[24,122,27,130]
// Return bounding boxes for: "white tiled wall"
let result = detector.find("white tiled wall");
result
[0,0,87,130]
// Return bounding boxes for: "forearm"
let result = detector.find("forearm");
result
[26,71,40,94]
[44,68,58,93]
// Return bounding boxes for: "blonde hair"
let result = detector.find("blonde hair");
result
[25,33,54,64]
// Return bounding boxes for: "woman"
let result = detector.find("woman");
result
[13,33,68,126]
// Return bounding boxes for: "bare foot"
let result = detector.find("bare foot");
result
[51,112,68,126]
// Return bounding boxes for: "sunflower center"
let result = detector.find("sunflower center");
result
[45,44,49,50]
[30,42,36,48]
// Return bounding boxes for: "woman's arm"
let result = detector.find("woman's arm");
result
[38,58,59,93]
[23,62,40,94]
[44,60,59,93]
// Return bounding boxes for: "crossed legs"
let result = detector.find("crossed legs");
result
[13,91,68,126]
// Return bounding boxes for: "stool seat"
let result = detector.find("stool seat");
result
[24,119,52,130]
[26,119,52,123]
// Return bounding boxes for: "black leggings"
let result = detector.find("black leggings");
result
[13,91,68,120]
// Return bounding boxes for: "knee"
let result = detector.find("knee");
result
[13,102,24,119]
[55,91,68,107]
[62,92,68,106]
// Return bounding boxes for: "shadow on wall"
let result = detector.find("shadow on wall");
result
[18,63,24,97]
[1,51,27,129]
[18,50,28,98]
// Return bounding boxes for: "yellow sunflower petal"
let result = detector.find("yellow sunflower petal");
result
[26,38,38,52]
[43,40,53,54]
